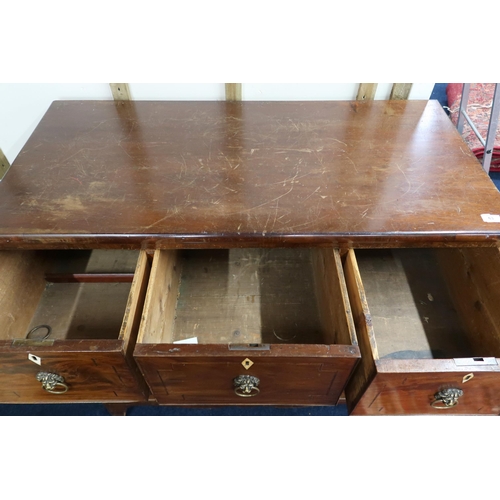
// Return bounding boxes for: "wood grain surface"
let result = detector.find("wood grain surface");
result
[0,147,10,179]
[2,100,500,249]
[225,83,242,101]
[134,343,359,405]
[350,364,500,415]
[390,83,413,100]
[0,342,147,403]
[356,83,378,101]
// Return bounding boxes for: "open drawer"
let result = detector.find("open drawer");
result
[344,247,500,415]
[134,248,360,405]
[0,249,151,403]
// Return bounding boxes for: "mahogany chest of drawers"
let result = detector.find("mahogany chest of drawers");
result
[1,99,500,414]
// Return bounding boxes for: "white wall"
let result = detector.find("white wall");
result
[242,83,433,101]
[0,83,434,164]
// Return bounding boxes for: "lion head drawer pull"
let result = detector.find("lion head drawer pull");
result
[431,388,464,409]
[36,372,69,395]
[233,375,260,397]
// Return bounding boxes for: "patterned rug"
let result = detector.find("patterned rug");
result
[447,83,500,171]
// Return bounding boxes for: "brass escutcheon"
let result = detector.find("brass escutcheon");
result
[242,358,254,370]
[36,371,68,394]
[233,375,260,397]
[431,388,463,409]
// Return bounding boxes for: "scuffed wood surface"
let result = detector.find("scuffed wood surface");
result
[350,368,500,415]
[0,343,147,403]
[134,344,359,405]
[2,100,500,249]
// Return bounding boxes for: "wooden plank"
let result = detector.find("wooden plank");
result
[110,83,131,101]
[390,83,412,100]
[0,251,47,340]
[45,273,135,283]
[356,83,378,101]
[138,250,181,344]
[120,251,151,352]
[225,83,242,101]
[0,148,10,179]
[27,282,133,340]
[343,249,378,412]
[172,249,325,345]
[311,248,358,346]
[354,249,472,360]
[84,249,139,272]
[437,247,500,356]
[47,249,139,275]
[173,249,261,344]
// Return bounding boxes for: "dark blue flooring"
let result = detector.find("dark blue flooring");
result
[430,82,449,111]
[0,403,348,416]
[490,171,500,190]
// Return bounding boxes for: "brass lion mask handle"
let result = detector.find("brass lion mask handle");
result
[431,388,463,409]
[233,375,260,397]
[36,372,69,395]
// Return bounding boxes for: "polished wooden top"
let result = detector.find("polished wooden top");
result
[1,100,500,249]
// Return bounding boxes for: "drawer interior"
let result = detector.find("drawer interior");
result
[0,249,140,341]
[138,248,356,347]
[351,248,500,360]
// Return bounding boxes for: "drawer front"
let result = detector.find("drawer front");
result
[350,368,500,415]
[0,347,146,403]
[135,346,359,405]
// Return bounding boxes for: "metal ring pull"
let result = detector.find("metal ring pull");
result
[26,325,52,340]
[36,372,68,394]
[233,375,260,397]
[431,388,463,409]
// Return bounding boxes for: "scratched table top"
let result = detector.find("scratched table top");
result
[1,99,500,249]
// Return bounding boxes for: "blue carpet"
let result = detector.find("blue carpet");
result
[430,83,449,112]
[490,171,500,191]
[128,404,348,416]
[0,403,348,416]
